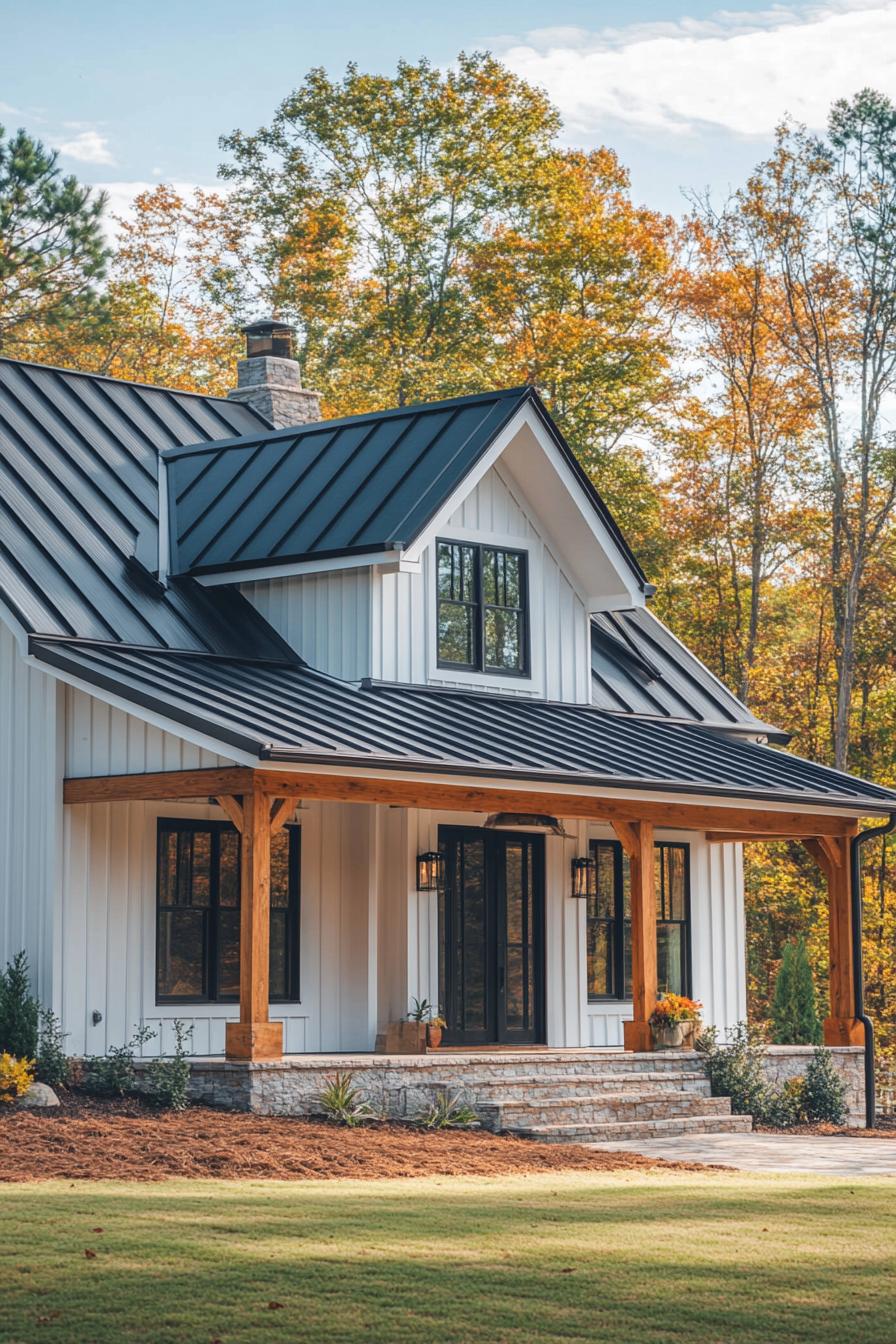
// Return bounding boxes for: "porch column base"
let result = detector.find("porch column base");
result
[225,1021,283,1061]
[623,1020,654,1052]
[823,1016,864,1047]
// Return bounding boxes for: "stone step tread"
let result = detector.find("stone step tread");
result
[512,1114,753,1142]
[477,1091,726,1112]
[450,1070,709,1088]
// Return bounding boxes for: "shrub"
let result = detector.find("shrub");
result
[0,1052,34,1103]
[318,1071,374,1126]
[416,1091,479,1130]
[35,1009,70,1088]
[84,1025,156,1096]
[696,1021,773,1120]
[770,938,822,1045]
[803,1045,847,1124]
[144,1021,193,1111]
[0,951,39,1060]
[407,998,434,1022]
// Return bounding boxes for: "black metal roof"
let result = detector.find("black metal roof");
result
[31,637,896,813]
[591,608,787,742]
[0,357,289,657]
[164,385,648,586]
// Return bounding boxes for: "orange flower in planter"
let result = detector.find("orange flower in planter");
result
[649,994,702,1027]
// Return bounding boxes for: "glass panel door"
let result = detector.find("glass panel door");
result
[440,828,544,1045]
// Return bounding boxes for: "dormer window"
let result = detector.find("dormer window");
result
[437,540,528,675]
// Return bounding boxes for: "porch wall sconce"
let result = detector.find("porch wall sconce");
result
[416,851,445,892]
[570,855,597,900]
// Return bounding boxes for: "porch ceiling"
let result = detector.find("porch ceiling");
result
[37,636,896,817]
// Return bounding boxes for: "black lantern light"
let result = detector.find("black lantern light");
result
[242,318,297,361]
[570,855,597,900]
[416,851,445,892]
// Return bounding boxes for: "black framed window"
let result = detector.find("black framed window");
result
[586,841,690,1002]
[156,819,300,1004]
[437,539,528,675]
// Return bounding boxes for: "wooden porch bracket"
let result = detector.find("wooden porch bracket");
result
[802,832,863,1046]
[215,794,244,832]
[269,796,302,834]
[612,820,657,1052]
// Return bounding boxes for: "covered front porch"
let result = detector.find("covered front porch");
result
[63,763,867,1064]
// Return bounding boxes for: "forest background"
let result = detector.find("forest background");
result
[3,54,895,1063]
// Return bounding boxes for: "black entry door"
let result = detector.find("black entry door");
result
[439,828,545,1046]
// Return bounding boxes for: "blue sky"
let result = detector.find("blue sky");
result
[3,1,895,220]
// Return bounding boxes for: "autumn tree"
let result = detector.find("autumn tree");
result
[32,185,240,394]
[0,125,108,354]
[742,90,896,770]
[217,54,561,411]
[666,213,818,702]
[470,147,679,554]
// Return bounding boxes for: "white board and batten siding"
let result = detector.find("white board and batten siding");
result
[241,463,593,704]
[0,621,62,1006]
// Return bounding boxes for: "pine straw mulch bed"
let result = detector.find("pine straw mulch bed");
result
[0,1093,711,1182]
[757,1120,896,1139]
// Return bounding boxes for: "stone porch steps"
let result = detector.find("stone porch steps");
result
[456,1070,710,1102]
[476,1091,730,1131]
[512,1113,754,1144]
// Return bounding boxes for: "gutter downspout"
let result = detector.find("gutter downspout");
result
[850,813,896,1129]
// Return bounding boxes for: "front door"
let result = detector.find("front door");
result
[439,828,545,1046]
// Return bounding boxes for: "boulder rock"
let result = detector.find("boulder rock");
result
[18,1081,60,1108]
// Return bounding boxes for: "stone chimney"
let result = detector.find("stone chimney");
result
[227,318,322,428]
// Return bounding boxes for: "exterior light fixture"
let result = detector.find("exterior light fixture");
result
[242,318,297,361]
[416,851,445,892]
[483,813,572,837]
[570,855,597,900]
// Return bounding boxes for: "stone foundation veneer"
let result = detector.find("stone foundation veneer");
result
[760,1046,865,1126]
[182,1050,700,1121]
[176,1046,867,1127]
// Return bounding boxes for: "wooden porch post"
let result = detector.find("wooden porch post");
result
[223,786,283,1062]
[804,833,863,1047]
[613,821,657,1052]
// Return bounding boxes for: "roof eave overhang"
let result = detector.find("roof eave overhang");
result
[257,747,892,817]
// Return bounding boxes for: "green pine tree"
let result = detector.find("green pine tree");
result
[0,950,40,1059]
[0,124,108,354]
[770,937,822,1045]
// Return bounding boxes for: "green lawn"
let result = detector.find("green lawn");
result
[1,1171,894,1344]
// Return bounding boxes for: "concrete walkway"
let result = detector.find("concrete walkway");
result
[587,1131,896,1176]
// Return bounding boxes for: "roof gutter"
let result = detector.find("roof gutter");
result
[851,814,896,1128]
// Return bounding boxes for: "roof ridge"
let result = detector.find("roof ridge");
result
[0,355,270,415]
[161,385,534,460]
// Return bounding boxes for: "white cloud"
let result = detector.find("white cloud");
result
[55,129,115,166]
[497,2,896,138]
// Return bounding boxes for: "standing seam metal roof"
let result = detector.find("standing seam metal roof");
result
[164,386,649,586]
[590,608,787,742]
[30,637,896,813]
[0,357,289,657]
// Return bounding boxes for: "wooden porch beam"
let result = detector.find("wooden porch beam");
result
[249,770,860,837]
[610,819,639,859]
[63,764,862,837]
[64,766,253,804]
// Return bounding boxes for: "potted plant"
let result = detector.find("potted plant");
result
[649,994,702,1050]
[426,1014,446,1050]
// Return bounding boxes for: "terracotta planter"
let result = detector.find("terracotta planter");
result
[426,1023,443,1050]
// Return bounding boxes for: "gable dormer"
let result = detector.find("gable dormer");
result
[161,387,648,703]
